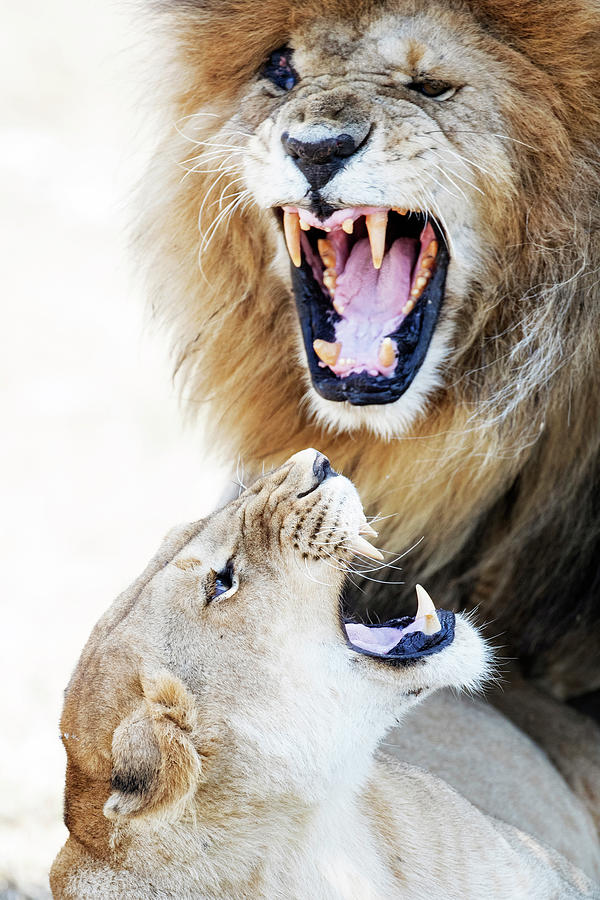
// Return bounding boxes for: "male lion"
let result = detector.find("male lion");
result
[51,451,600,897]
[139,0,600,698]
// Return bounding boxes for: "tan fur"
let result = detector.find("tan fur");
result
[137,0,600,696]
[51,452,599,898]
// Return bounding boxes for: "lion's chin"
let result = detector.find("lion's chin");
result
[279,207,449,407]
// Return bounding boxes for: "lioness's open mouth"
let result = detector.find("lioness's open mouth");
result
[342,584,455,663]
[280,207,449,406]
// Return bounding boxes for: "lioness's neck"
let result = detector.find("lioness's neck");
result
[135,782,391,899]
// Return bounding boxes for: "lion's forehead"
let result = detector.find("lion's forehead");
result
[290,7,497,80]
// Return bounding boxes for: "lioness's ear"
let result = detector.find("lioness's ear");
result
[104,670,202,821]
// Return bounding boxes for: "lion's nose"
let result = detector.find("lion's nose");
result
[281,131,361,190]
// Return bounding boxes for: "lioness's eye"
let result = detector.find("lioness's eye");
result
[262,45,297,91]
[408,80,456,101]
[207,561,238,603]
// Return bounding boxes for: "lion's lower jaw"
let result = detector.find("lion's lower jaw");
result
[301,317,454,439]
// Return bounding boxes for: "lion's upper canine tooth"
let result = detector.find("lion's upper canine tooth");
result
[415,584,442,635]
[342,217,354,234]
[348,535,385,562]
[283,210,302,267]
[378,337,396,369]
[313,339,341,366]
[365,211,388,269]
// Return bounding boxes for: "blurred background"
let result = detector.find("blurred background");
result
[0,2,227,895]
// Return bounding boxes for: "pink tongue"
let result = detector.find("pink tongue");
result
[344,617,433,653]
[344,623,405,654]
[329,238,419,378]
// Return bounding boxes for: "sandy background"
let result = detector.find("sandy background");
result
[0,2,227,895]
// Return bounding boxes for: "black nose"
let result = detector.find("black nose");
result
[313,452,336,484]
[281,131,359,190]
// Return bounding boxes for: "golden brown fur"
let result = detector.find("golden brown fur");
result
[138,0,600,696]
[51,452,600,897]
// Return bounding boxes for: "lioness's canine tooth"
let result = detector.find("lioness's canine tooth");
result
[342,218,354,234]
[348,535,385,562]
[283,211,302,267]
[359,523,379,537]
[378,337,396,368]
[313,339,341,366]
[365,210,388,269]
[415,584,442,634]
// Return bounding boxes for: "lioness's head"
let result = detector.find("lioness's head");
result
[60,450,488,838]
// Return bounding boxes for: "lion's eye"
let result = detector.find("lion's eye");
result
[262,45,297,91]
[408,80,456,101]
[208,562,238,603]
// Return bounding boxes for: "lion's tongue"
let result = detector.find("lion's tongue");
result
[329,237,419,377]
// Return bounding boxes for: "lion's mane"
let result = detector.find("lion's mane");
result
[138,0,600,695]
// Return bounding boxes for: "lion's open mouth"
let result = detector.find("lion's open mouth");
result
[280,206,449,406]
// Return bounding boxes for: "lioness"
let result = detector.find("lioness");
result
[138,0,600,697]
[51,451,599,898]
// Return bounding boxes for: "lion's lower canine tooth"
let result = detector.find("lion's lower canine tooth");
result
[318,239,336,269]
[283,211,302,267]
[342,218,354,234]
[415,584,442,634]
[378,337,396,368]
[365,211,388,269]
[313,339,341,366]
[348,535,385,562]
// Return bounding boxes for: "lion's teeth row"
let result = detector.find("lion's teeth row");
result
[313,336,397,370]
[283,208,425,272]
[283,210,437,308]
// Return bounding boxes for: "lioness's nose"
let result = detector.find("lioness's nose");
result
[281,130,361,190]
